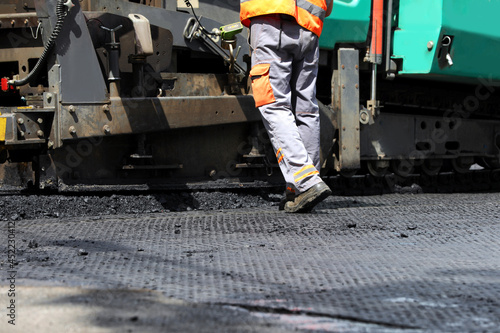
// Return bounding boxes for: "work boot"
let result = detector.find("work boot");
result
[284,181,331,213]
[278,187,296,211]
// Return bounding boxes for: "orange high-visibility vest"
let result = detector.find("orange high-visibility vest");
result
[240,0,331,36]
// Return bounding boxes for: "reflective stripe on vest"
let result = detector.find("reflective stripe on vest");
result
[240,0,330,36]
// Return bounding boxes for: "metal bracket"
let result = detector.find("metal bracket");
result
[333,48,361,173]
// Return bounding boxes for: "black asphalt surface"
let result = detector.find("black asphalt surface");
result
[1,190,500,332]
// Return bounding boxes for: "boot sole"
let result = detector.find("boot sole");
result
[284,186,331,213]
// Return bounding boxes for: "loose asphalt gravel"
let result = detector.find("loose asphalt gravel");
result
[0,189,281,221]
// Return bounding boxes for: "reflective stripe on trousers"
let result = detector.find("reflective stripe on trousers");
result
[249,16,322,193]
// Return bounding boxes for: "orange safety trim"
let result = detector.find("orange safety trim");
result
[294,164,319,182]
[295,170,319,182]
[276,148,285,164]
[250,63,276,107]
[294,164,315,177]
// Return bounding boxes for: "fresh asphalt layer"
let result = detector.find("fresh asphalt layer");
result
[1,192,500,332]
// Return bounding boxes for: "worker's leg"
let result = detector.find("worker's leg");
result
[249,16,322,193]
[290,28,321,171]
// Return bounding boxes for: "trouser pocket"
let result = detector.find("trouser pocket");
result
[250,63,276,107]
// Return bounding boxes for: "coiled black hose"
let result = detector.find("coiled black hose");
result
[9,0,66,87]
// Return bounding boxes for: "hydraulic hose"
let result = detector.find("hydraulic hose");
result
[9,0,66,87]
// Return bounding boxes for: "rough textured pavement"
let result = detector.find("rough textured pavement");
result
[1,192,500,332]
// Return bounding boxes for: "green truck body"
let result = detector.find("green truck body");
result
[320,0,500,83]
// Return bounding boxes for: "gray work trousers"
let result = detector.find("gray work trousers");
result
[249,15,322,193]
